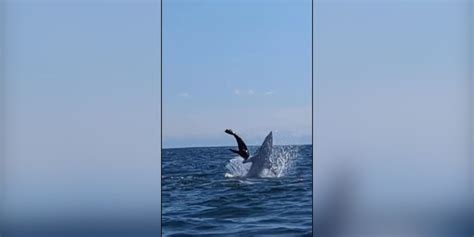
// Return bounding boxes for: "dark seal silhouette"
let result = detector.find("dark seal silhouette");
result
[225,129,250,160]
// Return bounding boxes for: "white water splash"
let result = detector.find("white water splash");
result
[225,146,298,178]
[224,157,250,178]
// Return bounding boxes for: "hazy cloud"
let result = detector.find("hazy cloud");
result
[179,92,190,97]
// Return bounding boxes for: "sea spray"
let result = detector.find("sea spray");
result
[224,157,251,178]
[225,145,299,178]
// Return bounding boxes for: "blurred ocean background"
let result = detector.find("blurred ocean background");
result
[162,145,312,236]
[1,1,161,236]
[314,0,473,236]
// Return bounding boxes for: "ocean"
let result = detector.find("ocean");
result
[162,145,313,236]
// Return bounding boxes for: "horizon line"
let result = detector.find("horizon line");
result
[162,143,312,150]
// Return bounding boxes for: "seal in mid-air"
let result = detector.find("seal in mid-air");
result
[225,129,273,177]
[225,129,250,160]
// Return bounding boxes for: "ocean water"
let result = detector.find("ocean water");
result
[162,145,313,236]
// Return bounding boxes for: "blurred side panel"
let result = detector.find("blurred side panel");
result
[0,0,6,227]
[470,0,474,230]
[0,0,161,236]
[314,0,472,236]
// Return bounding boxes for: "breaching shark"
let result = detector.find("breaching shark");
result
[225,129,273,178]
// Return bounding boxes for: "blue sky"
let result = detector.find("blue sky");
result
[162,0,312,148]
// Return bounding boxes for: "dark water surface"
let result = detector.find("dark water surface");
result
[162,145,312,237]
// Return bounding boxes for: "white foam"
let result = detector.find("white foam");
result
[224,146,298,178]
